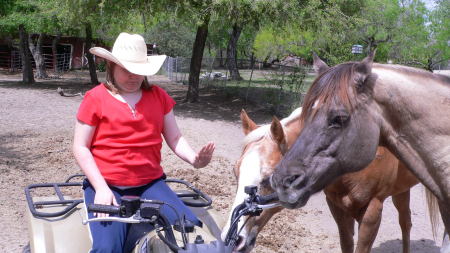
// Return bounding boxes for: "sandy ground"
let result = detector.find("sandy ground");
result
[0,70,445,253]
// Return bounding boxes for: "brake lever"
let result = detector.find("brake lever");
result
[256,202,281,209]
[83,216,141,225]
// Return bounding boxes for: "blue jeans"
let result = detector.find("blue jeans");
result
[83,178,201,253]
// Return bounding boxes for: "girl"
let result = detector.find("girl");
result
[73,32,215,253]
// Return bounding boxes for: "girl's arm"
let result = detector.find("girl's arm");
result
[73,120,118,214]
[163,110,214,168]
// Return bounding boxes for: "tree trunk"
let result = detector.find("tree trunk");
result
[52,33,61,72]
[28,33,48,79]
[186,15,209,102]
[226,23,243,81]
[85,23,99,85]
[19,25,34,84]
[426,58,434,72]
[249,53,255,69]
[219,48,224,67]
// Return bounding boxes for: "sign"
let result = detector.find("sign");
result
[352,45,363,54]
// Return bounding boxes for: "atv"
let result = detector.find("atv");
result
[24,174,278,253]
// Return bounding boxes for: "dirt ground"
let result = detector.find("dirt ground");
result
[0,70,444,253]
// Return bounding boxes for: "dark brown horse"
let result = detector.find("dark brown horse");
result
[270,51,450,252]
[223,109,434,253]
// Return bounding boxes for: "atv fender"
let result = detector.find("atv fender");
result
[26,197,91,253]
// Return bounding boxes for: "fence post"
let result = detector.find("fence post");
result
[10,50,13,71]
[245,58,256,105]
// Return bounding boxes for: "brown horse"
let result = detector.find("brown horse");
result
[222,108,429,253]
[270,51,450,252]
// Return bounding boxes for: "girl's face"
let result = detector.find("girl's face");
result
[113,65,145,93]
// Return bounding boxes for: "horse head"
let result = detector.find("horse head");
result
[222,108,301,252]
[271,51,381,209]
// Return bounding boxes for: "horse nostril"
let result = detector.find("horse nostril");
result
[282,174,305,189]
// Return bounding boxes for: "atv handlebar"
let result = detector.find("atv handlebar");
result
[84,186,280,253]
[87,204,122,215]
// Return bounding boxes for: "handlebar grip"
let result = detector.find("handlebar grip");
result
[87,204,121,215]
[256,193,278,204]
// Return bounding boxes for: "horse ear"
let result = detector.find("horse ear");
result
[312,52,329,75]
[240,109,258,135]
[270,116,287,154]
[355,49,376,80]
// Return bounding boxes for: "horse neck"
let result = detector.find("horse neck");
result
[372,66,450,138]
[371,66,450,201]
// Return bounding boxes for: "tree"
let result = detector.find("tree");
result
[144,18,196,57]
[0,0,77,80]
[186,12,210,102]
[19,24,34,84]
[28,33,47,78]
[56,0,101,85]
[56,0,173,85]
[251,0,351,64]
[214,0,306,80]
[427,0,450,70]
[165,0,213,102]
[253,25,315,62]
[0,0,37,84]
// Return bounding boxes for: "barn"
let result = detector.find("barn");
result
[0,34,156,72]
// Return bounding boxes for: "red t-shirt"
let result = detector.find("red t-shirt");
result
[77,84,176,186]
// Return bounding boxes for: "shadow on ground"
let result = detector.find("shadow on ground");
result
[372,239,439,253]
[168,85,275,124]
[0,72,280,125]
[0,132,41,172]
[0,80,95,95]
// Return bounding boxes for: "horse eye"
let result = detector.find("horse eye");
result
[329,115,349,128]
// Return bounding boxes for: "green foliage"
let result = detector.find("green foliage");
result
[251,0,446,69]
[428,0,450,68]
[253,25,314,61]
[0,0,446,72]
[96,60,106,71]
[144,18,196,57]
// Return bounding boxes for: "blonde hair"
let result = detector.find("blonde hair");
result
[104,61,152,93]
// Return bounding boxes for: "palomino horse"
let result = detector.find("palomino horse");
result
[270,51,450,252]
[222,108,430,253]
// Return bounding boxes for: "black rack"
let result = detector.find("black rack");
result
[25,175,213,218]
[25,174,85,218]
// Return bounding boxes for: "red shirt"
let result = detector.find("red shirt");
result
[77,84,176,186]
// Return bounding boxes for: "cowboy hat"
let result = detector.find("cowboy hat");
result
[89,32,166,76]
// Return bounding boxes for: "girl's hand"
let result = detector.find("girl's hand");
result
[192,142,215,168]
[93,187,118,217]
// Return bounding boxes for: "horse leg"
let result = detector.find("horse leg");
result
[325,197,355,253]
[438,201,450,253]
[355,198,383,253]
[392,190,412,253]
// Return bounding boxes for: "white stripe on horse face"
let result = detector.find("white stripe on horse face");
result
[312,99,319,109]
[222,149,263,240]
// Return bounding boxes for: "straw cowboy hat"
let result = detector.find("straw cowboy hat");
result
[89,32,166,76]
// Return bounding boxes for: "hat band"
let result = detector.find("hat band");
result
[113,54,148,64]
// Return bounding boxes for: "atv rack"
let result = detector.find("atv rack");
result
[25,174,85,218]
[25,174,213,218]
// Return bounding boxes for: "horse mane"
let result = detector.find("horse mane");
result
[299,61,450,128]
[299,62,358,127]
[375,63,450,84]
[243,107,303,147]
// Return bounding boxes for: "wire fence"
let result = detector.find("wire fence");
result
[162,57,314,116]
[0,49,72,72]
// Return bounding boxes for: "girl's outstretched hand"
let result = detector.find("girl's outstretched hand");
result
[193,142,215,168]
